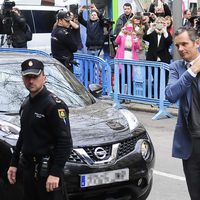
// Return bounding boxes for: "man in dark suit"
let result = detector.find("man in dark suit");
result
[165,26,200,200]
[182,9,192,27]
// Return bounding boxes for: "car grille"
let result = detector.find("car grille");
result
[68,132,148,164]
[117,133,148,159]
[68,149,85,163]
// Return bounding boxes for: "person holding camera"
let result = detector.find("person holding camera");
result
[68,12,83,52]
[149,0,171,17]
[143,17,172,64]
[51,11,77,72]
[78,4,104,56]
[11,7,32,48]
[115,23,140,94]
[143,17,172,96]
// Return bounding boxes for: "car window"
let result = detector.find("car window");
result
[21,10,35,33]
[45,63,95,107]
[0,66,28,112]
[22,10,56,33]
[0,62,95,112]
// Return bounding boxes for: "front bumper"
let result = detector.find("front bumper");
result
[64,143,155,200]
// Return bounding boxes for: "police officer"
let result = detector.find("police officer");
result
[7,58,73,200]
[51,11,77,72]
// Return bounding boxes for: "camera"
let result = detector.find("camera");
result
[1,0,15,17]
[143,12,150,16]
[103,18,115,30]
[156,23,163,30]
[82,5,90,9]
[195,16,200,36]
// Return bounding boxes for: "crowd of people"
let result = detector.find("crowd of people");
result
[48,1,174,74]
[5,1,200,70]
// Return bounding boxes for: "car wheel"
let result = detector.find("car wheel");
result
[135,178,153,200]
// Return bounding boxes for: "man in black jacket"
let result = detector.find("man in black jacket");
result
[51,11,77,72]
[78,4,104,56]
[11,7,31,48]
[114,3,134,36]
[7,58,73,200]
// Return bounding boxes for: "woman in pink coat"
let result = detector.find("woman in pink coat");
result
[115,23,140,95]
[115,23,140,60]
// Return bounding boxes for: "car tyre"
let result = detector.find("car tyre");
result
[135,178,153,200]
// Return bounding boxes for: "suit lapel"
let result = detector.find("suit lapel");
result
[180,60,192,118]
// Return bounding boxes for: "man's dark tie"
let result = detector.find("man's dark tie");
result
[184,19,188,26]
[185,62,191,69]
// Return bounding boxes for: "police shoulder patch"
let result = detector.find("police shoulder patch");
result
[58,109,66,119]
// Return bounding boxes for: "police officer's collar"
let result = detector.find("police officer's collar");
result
[29,86,48,102]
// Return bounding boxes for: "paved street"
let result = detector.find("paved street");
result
[131,110,190,200]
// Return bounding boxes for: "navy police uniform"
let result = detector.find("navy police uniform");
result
[10,59,72,200]
[51,11,77,72]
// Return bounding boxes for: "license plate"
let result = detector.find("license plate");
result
[80,168,129,188]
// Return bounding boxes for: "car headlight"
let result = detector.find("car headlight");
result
[141,140,151,160]
[120,109,139,132]
[0,120,20,140]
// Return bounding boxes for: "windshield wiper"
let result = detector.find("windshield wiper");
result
[0,110,19,115]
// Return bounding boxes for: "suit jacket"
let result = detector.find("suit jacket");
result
[182,18,191,27]
[143,31,172,64]
[165,60,197,159]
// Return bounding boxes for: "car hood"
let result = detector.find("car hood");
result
[69,100,139,146]
[0,101,139,147]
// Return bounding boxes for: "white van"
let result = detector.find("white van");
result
[0,0,79,53]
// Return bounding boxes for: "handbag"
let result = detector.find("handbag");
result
[25,24,33,41]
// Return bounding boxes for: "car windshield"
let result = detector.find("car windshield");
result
[0,62,95,112]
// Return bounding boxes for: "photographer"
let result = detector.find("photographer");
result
[149,0,171,17]
[78,4,105,56]
[69,12,83,51]
[11,7,31,48]
[143,17,172,96]
[143,17,172,64]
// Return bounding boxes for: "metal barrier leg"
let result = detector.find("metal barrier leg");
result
[152,67,173,120]
[152,110,173,120]
[113,63,123,109]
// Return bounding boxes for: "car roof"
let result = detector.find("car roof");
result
[0,48,57,65]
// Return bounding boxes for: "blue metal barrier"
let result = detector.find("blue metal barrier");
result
[73,53,112,95]
[0,49,173,120]
[0,47,51,57]
[111,59,173,120]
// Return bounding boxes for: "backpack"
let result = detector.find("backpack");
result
[25,24,32,41]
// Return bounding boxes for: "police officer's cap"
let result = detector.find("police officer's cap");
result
[21,59,44,76]
[57,11,71,21]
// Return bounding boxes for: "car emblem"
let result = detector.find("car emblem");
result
[94,147,107,160]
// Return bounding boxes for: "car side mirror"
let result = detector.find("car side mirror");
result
[89,84,102,98]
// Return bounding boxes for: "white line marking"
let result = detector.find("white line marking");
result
[153,170,186,181]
